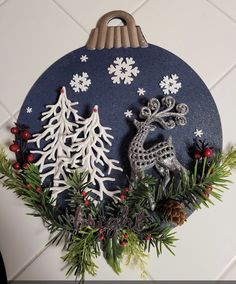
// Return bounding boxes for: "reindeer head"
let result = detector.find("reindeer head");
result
[136,96,189,131]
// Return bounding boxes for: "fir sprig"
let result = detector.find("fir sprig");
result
[62,226,100,283]
[123,231,148,278]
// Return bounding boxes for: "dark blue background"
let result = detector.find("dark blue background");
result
[17,44,222,191]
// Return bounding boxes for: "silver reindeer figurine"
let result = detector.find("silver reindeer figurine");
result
[128,96,189,210]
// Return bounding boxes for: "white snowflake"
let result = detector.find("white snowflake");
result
[26,107,32,113]
[80,55,88,62]
[159,74,182,95]
[108,57,140,85]
[194,128,204,138]
[137,87,146,96]
[124,109,133,118]
[70,72,91,93]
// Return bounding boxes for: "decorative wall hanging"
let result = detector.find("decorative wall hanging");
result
[0,10,236,283]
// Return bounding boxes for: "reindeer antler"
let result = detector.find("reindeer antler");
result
[139,96,189,130]
[140,98,160,119]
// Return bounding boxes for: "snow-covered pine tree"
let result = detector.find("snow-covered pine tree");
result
[30,86,82,199]
[69,105,123,200]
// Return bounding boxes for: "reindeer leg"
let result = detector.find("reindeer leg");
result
[163,169,170,193]
[155,163,170,196]
[172,158,187,175]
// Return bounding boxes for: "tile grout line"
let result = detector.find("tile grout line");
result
[52,0,89,35]
[206,0,236,24]
[216,255,236,280]
[0,101,17,128]
[130,0,150,15]
[9,245,48,281]
[0,0,8,8]
[209,63,236,91]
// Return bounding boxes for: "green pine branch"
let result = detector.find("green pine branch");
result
[62,226,100,283]
[154,147,236,209]
[123,231,148,279]
[0,148,74,246]
[1,146,236,282]
[66,171,91,212]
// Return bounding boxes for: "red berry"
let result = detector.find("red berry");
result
[84,199,90,206]
[124,187,129,193]
[93,106,98,112]
[35,186,42,193]
[120,240,128,247]
[123,233,129,239]
[203,148,213,158]
[26,153,34,163]
[23,163,29,169]
[99,234,105,241]
[194,150,202,160]
[120,194,126,201]
[12,162,21,170]
[24,183,32,190]
[10,127,19,134]
[21,130,31,140]
[145,234,151,241]
[9,143,20,153]
[81,191,87,197]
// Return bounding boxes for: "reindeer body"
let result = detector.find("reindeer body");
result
[128,96,189,210]
[129,122,186,181]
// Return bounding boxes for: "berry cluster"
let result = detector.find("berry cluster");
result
[119,186,129,201]
[194,140,213,160]
[24,183,42,193]
[120,232,129,247]
[9,125,34,170]
[81,190,89,206]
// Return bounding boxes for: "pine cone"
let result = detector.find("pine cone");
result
[161,200,186,226]
[202,184,213,199]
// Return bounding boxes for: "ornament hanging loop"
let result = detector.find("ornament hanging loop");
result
[86,10,148,50]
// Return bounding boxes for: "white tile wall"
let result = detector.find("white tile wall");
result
[0,0,236,281]
[209,0,236,22]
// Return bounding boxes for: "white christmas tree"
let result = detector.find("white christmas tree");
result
[69,105,123,200]
[30,86,83,199]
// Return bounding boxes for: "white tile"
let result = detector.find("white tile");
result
[134,0,236,88]
[0,0,88,115]
[0,189,49,280]
[0,104,11,126]
[55,0,147,32]
[209,0,236,22]
[16,242,153,280]
[212,66,236,147]
[0,0,6,6]
[218,257,236,280]
[0,118,17,154]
